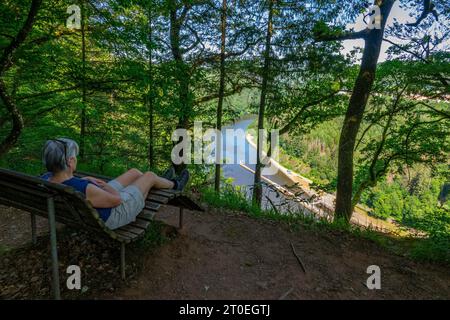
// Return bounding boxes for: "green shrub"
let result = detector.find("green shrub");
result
[137,221,169,249]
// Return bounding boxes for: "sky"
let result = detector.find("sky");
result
[342,1,414,62]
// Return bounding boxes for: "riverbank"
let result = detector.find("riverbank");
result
[244,126,400,233]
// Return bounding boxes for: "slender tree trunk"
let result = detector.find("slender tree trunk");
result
[253,0,274,206]
[214,0,228,192]
[146,2,154,169]
[351,86,403,207]
[0,80,23,156]
[334,0,395,222]
[79,0,88,159]
[174,69,190,173]
[0,0,42,157]
[169,3,190,172]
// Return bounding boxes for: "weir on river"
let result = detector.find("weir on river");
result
[219,117,395,233]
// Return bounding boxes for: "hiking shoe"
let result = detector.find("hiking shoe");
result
[174,169,190,191]
[161,166,175,180]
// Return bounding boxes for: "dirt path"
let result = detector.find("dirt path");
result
[104,207,450,300]
[1,205,449,299]
[0,206,50,249]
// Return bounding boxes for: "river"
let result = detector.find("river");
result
[219,117,306,213]
[216,117,395,232]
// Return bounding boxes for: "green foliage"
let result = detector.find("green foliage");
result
[411,234,450,264]
[363,182,405,220]
[202,183,449,264]
[201,184,263,217]
[279,117,341,188]
[137,221,169,249]
[0,244,9,255]
[201,183,313,224]
[360,166,448,224]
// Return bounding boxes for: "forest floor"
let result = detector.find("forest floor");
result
[0,204,449,300]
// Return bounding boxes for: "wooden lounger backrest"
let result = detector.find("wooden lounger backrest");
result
[0,168,114,235]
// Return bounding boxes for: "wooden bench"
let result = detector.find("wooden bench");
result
[0,168,203,299]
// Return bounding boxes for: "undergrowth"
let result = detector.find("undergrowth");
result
[200,184,450,265]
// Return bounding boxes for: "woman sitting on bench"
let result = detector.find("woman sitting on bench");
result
[40,138,189,230]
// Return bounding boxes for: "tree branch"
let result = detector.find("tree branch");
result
[194,83,243,105]
[0,0,43,75]
[383,38,427,62]
[406,0,439,27]
[0,0,42,156]
[314,29,370,42]
[279,91,340,135]
[414,101,450,119]
[0,33,15,41]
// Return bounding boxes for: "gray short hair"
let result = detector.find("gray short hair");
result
[42,138,79,173]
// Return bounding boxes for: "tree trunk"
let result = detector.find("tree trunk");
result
[173,67,190,173]
[169,3,191,173]
[146,2,155,169]
[252,0,274,206]
[334,0,395,222]
[79,0,88,159]
[214,0,228,192]
[0,0,42,157]
[0,80,23,156]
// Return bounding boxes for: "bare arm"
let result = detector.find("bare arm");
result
[99,183,120,196]
[82,177,120,196]
[85,184,122,208]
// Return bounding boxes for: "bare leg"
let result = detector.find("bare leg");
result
[114,168,143,187]
[132,172,174,198]
[152,175,175,189]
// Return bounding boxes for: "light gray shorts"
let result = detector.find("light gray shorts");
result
[104,179,145,230]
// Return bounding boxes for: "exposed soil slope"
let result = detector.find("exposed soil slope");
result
[0,205,449,299]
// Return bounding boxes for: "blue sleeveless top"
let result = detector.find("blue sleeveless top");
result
[41,173,112,222]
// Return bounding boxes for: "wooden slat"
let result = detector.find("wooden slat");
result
[161,189,180,196]
[63,194,103,227]
[130,218,150,230]
[118,225,145,236]
[0,176,103,231]
[0,196,104,232]
[115,235,131,243]
[0,173,96,226]
[0,196,46,215]
[114,229,135,238]
[112,230,133,242]
[0,192,83,225]
[0,189,48,209]
[137,210,156,221]
[145,201,161,211]
[147,194,168,204]
[149,189,175,199]
[0,169,72,193]
[54,202,83,224]
[0,180,55,198]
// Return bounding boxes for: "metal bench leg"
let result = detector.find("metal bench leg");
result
[120,243,126,280]
[31,213,37,245]
[47,197,61,300]
[179,207,184,229]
